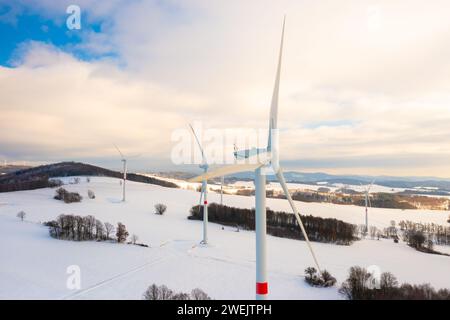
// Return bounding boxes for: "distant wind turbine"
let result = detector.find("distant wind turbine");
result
[189,17,322,300]
[113,144,140,202]
[362,180,375,235]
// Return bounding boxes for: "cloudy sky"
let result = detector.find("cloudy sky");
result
[1,0,450,177]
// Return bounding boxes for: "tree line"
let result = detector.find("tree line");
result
[189,203,358,245]
[399,220,450,246]
[44,214,128,243]
[143,284,211,300]
[340,266,450,300]
[0,175,62,193]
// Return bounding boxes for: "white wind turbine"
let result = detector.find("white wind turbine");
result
[189,124,210,245]
[114,144,140,202]
[189,17,322,300]
[362,180,375,235]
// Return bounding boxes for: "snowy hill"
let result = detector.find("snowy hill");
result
[0,176,449,299]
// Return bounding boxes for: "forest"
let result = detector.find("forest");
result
[189,203,358,245]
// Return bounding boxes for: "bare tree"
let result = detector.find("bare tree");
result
[88,190,95,199]
[95,220,105,239]
[104,222,114,240]
[369,226,377,239]
[154,203,167,215]
[190,288,211,300]
[159,285,174,299]
[143,284,161,300]
[426,239,434,251]
[116,222,129,243]
[17,211,26,221]
[131,234,139,244]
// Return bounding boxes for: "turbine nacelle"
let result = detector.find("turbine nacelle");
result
[233,147,267,160]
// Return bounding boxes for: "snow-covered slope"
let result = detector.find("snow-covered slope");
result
[0,177,449,300]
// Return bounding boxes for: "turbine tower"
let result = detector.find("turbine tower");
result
[114,145,140,202]
[363,180,375,235]
[189,124,210,245]
[114,145,128,202]
[189,17,322,300]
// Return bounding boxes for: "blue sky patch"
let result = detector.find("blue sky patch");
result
[0,5,113,66]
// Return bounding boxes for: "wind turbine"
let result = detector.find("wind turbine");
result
[189,124,210,245]
[113,145,140,202]
[362,180,375,235]
[189,17,322,300]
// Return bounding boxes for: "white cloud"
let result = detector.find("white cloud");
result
[2,0,450,176]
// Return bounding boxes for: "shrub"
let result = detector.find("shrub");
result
[87,190,95,199]
[143,284,211,300]
[321,270,337,287]
[304,267,336,287]
[54,188,64,200]
[155,203,167,215]
[130,234,139,244]
[407,230,426,249]
[54,187,82,203]
[17,211,26,221]
[49,179,63,188]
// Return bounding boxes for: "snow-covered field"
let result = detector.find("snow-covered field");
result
[229,180,405,194]
[1,176,449,300]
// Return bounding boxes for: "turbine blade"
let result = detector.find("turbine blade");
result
[113,144,124,159]
[275,166,322,274]
[268,16,285,150]
[188,163,264,182]
[189,124,207,164]
[128,153,142,159]
[368,179,375,192]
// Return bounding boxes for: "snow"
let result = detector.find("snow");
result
[228,180,406,194]
[0,176,449,300]
[145,174,410,196]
